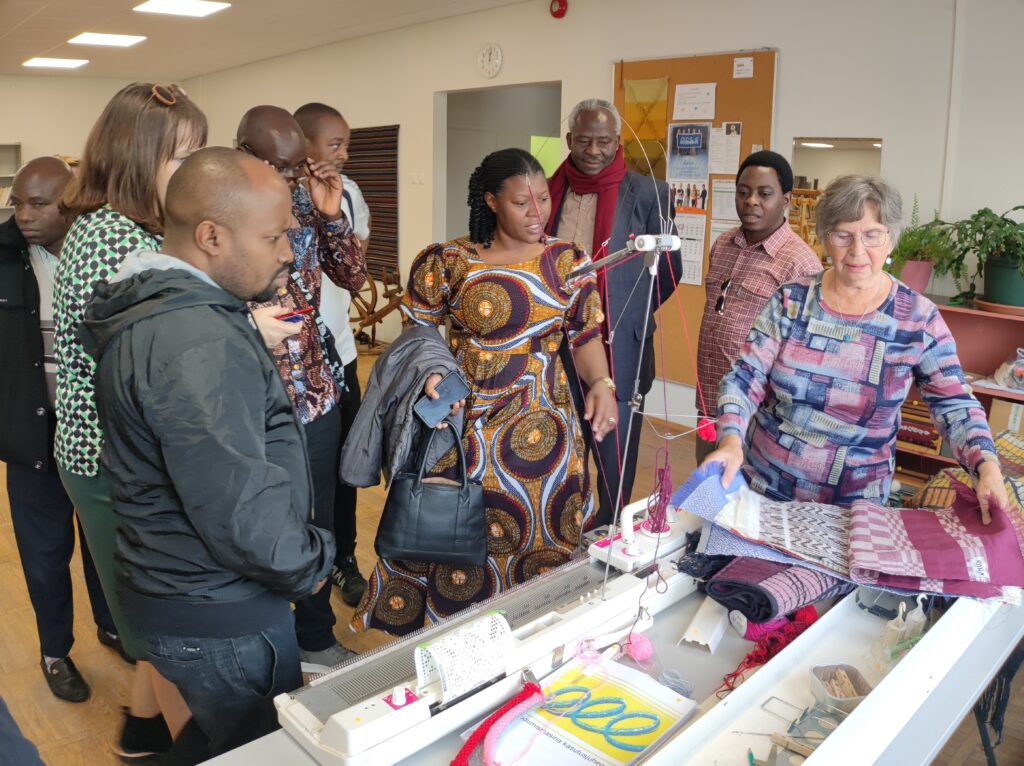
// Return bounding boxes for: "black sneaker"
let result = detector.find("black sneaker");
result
[113,709,173,762]
[333,556,367,607]
[41,656,90,703]
[97,627,137,665]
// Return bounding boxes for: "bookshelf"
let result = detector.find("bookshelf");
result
[892,294,1024,496]
[0,143,22,223]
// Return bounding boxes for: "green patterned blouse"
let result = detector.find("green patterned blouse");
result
[54,205,160,476]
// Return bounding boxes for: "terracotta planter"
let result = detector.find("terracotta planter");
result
[898,260,933,294]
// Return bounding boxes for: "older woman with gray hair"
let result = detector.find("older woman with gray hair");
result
[702,174,1007,519]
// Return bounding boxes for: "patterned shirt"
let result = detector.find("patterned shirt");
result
[696,223,821,414]
[250,184,365,425]
[718,273,997,506]
[54,206,160,476]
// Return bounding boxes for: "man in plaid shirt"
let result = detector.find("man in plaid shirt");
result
[695,151,821,463]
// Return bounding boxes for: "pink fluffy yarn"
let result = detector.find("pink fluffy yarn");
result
[697,417,717,442]
[624,633,655,663]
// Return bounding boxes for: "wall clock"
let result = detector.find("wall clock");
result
[477,43,503,79]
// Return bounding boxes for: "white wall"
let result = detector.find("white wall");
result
[943,0,1024,220]
[179,0,958,279]
[792,147,882,191]
[445,82,561,238]
[0,75,132,162]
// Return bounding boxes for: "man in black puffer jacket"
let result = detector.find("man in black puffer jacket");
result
[80,148,335,758]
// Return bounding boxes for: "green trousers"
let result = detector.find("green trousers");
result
[57,465,146,661]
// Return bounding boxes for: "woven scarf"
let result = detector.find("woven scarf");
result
[545,145,627,259]
[673,462,1024,600]
[705,557,848,622]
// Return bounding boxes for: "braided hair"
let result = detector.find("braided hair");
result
[467,147,544,248]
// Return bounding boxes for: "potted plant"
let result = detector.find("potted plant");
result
[887,196,953,294]
[941,206,1024,307]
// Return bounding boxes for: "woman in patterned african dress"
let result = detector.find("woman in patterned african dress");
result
[353,148,617,635]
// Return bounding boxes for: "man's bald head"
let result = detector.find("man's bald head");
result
[11,156,73,251]
[162,146,294,302]
[236,105,308,188]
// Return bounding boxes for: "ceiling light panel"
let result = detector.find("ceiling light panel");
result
[133,0,231,18]
[23,57,90,69]
[69,33,147,47]
[800,142,834,149]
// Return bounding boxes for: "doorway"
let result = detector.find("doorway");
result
[441,82,562,240]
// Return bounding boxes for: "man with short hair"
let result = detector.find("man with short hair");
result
[695,150,822,463]
[546,98,682,528]
[81,147,335,756]
[294,101,370,607]
[237,105,365,672]
[0,157,126,703]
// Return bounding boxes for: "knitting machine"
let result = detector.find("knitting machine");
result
[275,553,698,766]
[258,520,1024,766]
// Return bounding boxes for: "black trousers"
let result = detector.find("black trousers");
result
[587,395,646,529]
[293,406,342,652]
[7,459,116,658]
[333,360,361,561]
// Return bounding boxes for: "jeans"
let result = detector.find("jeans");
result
[7,459,115,658]
[144,611,301,757]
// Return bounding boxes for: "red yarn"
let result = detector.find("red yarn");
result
[450,681,543,766]
[718,605,818,696]
[697,417,717,443]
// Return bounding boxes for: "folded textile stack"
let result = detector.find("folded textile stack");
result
[671,457,1024,601]
[704,557,849,622]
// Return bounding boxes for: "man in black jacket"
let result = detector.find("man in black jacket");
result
[1,156,124,703]
[81,147,335,756]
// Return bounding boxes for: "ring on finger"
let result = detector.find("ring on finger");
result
[608,417,616,424]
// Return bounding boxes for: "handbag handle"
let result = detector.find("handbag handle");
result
[414,419,470,491]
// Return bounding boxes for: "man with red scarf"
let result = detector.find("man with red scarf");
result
[546,99,682,527]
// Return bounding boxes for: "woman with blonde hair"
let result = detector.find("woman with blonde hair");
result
[54,82,208,761]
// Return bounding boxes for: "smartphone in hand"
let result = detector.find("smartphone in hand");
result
[414,372,471,428]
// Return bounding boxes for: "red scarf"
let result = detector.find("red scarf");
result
[545,145,627,259]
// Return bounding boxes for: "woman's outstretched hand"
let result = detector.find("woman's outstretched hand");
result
[700,434,744,488]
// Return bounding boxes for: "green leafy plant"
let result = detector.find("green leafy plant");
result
[887,196,954,278]
[938,205,1024,303]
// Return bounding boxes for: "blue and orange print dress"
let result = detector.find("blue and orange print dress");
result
[353,237,603,635]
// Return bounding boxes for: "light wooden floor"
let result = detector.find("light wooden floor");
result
[1,353,1021,764]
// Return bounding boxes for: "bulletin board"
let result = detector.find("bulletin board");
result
[613,49,777,387]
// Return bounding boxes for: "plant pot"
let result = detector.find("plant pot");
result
[984,255,1024,307]
[898,260,933,294]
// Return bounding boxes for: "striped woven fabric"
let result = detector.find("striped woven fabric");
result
[346,125,399,279]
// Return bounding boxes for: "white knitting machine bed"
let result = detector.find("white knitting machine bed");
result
[203,499,1024,766]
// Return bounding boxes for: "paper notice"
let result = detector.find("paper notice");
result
[672,83,716,120]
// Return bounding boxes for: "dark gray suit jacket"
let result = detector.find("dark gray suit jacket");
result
[554,171,682,400]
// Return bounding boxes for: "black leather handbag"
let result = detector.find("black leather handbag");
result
[375,422,486,566]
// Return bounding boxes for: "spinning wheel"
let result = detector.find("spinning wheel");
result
[350,269,405,350]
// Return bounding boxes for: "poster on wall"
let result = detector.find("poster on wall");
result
[709,121,742,175]
[667,122,711,190]
[669,181,709,212]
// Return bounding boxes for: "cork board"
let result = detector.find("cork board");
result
[614,49,777,387]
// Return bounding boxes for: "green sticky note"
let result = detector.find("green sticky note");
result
[531,136,560,176]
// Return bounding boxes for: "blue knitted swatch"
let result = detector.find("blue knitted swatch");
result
[670,462,747,522]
